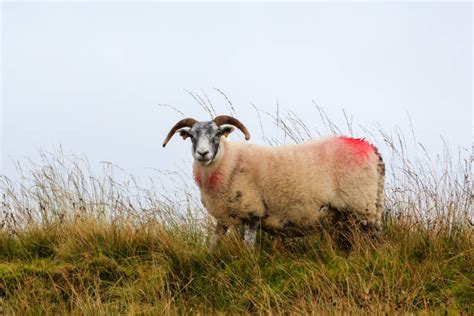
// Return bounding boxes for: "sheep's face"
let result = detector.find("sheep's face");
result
[179,121,235,166]
[163,116,250,165]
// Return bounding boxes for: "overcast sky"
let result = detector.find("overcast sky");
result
[1,2,472,185]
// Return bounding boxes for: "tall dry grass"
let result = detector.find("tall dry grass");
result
[0,102,472,314]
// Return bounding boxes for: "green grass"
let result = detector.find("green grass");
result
[0,217,472,314]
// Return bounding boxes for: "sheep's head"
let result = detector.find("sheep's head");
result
[163,115,251,166]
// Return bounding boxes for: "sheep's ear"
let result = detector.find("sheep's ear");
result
[219,126,235,138]
[177,128,191,140]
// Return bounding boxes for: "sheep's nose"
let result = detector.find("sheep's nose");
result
[197,150,209,156]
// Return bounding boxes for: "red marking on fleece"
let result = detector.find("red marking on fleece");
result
[338,136,376,158]
[207,171,222,189]
[193,167,221,190]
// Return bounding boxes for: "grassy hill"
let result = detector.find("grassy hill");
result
[0,213,472,314]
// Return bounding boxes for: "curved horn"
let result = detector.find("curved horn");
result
[162,118,198,147]
[213,115,251,140]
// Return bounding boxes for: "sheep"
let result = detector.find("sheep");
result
[163,115,385,248]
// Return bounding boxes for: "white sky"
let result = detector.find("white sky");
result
[1,2,472,185]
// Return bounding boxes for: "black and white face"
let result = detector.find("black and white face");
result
[178,121,234,166]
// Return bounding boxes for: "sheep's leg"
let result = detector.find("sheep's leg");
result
[210,222,228,249]
[243,218,258,248]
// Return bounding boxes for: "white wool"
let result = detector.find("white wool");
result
[193,136,385,235]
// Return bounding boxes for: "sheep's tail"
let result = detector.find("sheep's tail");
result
[374,147,385,224]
